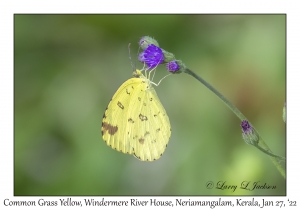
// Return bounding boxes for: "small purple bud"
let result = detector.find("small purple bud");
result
[241,120,252,134]
[166,60,180,72]
[240,120,259,145]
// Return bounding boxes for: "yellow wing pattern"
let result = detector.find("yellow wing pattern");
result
[102,70,171,161]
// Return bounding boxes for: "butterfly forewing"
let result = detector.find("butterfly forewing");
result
[102,70,171,161]
[102,78,137,153]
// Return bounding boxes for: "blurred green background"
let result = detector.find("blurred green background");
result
[14,14,286,195]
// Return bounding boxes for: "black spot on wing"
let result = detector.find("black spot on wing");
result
[139,114,148,121]
[102,122,118,135]
[117,101,124,109]
[128,118,134,123]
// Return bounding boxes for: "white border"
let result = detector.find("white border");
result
[1,0,299,209]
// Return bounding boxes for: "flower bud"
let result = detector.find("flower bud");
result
[139,36,159,50]
[166,60,180,72]
[161,49,176,62]
[241,120,259,146]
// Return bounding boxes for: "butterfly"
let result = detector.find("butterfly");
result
[101,69,171,161]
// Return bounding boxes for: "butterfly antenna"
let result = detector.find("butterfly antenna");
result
[128,43,136,72]
[136,45,141,70]
[137,45,148,75]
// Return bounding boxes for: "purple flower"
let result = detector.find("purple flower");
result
[138,44,164,69]
[166,60,180,72]
[241,120,252,134]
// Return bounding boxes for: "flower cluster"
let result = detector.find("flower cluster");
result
[138,36,185,73]
[138,44,164,69]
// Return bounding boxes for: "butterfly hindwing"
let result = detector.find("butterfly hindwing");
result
[131,87,171,161]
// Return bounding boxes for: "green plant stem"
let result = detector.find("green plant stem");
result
[184,68,286,179]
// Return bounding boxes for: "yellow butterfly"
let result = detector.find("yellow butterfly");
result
[101,69,171,161]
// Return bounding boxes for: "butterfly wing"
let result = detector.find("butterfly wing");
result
[102,77,171,161]
[128,83,171,161]
[102,78,138,155]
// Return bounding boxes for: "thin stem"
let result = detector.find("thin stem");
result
[255,144,286,161]
[184,68,246,120]
[184,68,286,179]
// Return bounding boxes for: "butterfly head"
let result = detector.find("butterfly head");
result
[133,69,143,78]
